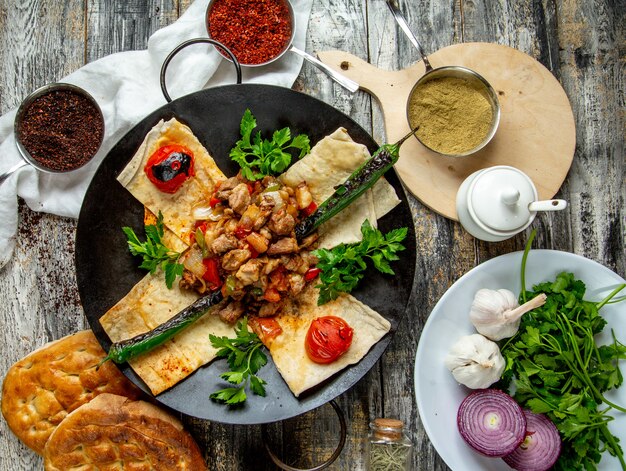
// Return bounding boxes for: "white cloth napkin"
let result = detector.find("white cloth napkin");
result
[0,0,313,268]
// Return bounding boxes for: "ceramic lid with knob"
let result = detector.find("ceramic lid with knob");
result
[457,165,567,242]
[468,166,538,233]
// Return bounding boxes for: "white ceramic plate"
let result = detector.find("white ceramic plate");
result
[414,250,626,470]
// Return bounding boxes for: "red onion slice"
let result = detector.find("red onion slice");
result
[503,410,561,471]
[457,389,526,457]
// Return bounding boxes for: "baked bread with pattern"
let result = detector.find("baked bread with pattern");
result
[1,330,143,454]
[43,393,206,470]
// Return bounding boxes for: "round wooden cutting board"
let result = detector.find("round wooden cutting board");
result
[318,43,576,221]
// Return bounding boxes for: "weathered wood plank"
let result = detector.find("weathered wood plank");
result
[0,0,623,469]
[554,0,625,275]
[282,1,383,468]
[0,1,190,470]
[367,2,467,469]
[0,0,86,467]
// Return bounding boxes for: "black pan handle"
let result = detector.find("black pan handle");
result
[160,38,243,102]
[261,399,347,471]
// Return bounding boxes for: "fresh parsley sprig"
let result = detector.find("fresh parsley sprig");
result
[122,211,184,288]
[230,108,310,181]
[209,318,268,406]
[497,231,626,470]
[313,220,408,305]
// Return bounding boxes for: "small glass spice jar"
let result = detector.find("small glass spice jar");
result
[366,418,413,471]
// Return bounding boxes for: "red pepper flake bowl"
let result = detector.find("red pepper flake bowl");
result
[14,83,105,174]
[206,0,295,67]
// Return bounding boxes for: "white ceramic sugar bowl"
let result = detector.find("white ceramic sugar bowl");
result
[456,166,567,242]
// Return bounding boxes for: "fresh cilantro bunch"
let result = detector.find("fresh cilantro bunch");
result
[209,318,268,406]
[122,211,183,288]
[313,220,408,305]
[498,236,626,470]
[230,108,310,181]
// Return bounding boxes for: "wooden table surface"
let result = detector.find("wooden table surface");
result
[0,0,623,470]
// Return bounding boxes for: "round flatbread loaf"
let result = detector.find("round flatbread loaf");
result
[43,393,207,470]
[1,330,143,454]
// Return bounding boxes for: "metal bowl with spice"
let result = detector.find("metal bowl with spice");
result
[205,0,358,91]
[385,0,500,157]
[406,67,500,157]
[10,83,104,178]
[206,0,293,67]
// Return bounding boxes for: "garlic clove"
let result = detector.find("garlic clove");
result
[445,334,505,389]
[469,289,547,341]
[472,288,518,317]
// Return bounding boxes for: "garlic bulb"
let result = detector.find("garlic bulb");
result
[444,334,505,389]
[469,289,547,341]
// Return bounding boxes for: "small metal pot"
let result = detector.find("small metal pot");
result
[205,0,358,91]
[206,0,293,67]
[385,0,500,157]
[406,66,501,157]
[1,83,104,186]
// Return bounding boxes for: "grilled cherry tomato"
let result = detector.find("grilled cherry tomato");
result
[144,144,195,193]
[305,316,354,364]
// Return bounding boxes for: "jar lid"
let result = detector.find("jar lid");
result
[371,418,403,440]
[468,166,537,233]
[373,418,403,428]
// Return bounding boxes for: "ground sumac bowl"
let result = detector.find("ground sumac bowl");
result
[206,0,295,67]
[14,83,105,173]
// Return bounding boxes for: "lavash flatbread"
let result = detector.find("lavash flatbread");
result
[280,127,401,248]
[100,273,235,395]
[266,284,391,397]
[117,118,226,245]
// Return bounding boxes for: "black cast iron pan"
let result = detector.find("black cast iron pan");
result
[75,83,416,425]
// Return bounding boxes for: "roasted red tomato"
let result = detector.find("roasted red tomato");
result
[305,316,354,364]
[249,317,283,345]
[144,144,195,193]
[202,257,222,290]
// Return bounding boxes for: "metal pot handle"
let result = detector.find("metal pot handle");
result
[159,38,242,102]
[261,399,347,471]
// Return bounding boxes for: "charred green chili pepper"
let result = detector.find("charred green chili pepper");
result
[295,128,417,242]
[102,290,224,364]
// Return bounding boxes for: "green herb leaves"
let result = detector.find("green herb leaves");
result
[209,318,268,405]
[230,109,310,181]
[313,220,408,305]
[122,211,183,288]
[499,269,626,470]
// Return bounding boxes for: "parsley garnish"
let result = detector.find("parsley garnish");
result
[313,220,408,305]
[122,211,184,288]
[497,231,626,470]
[230,108,310,181]
[209,318,268,406]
